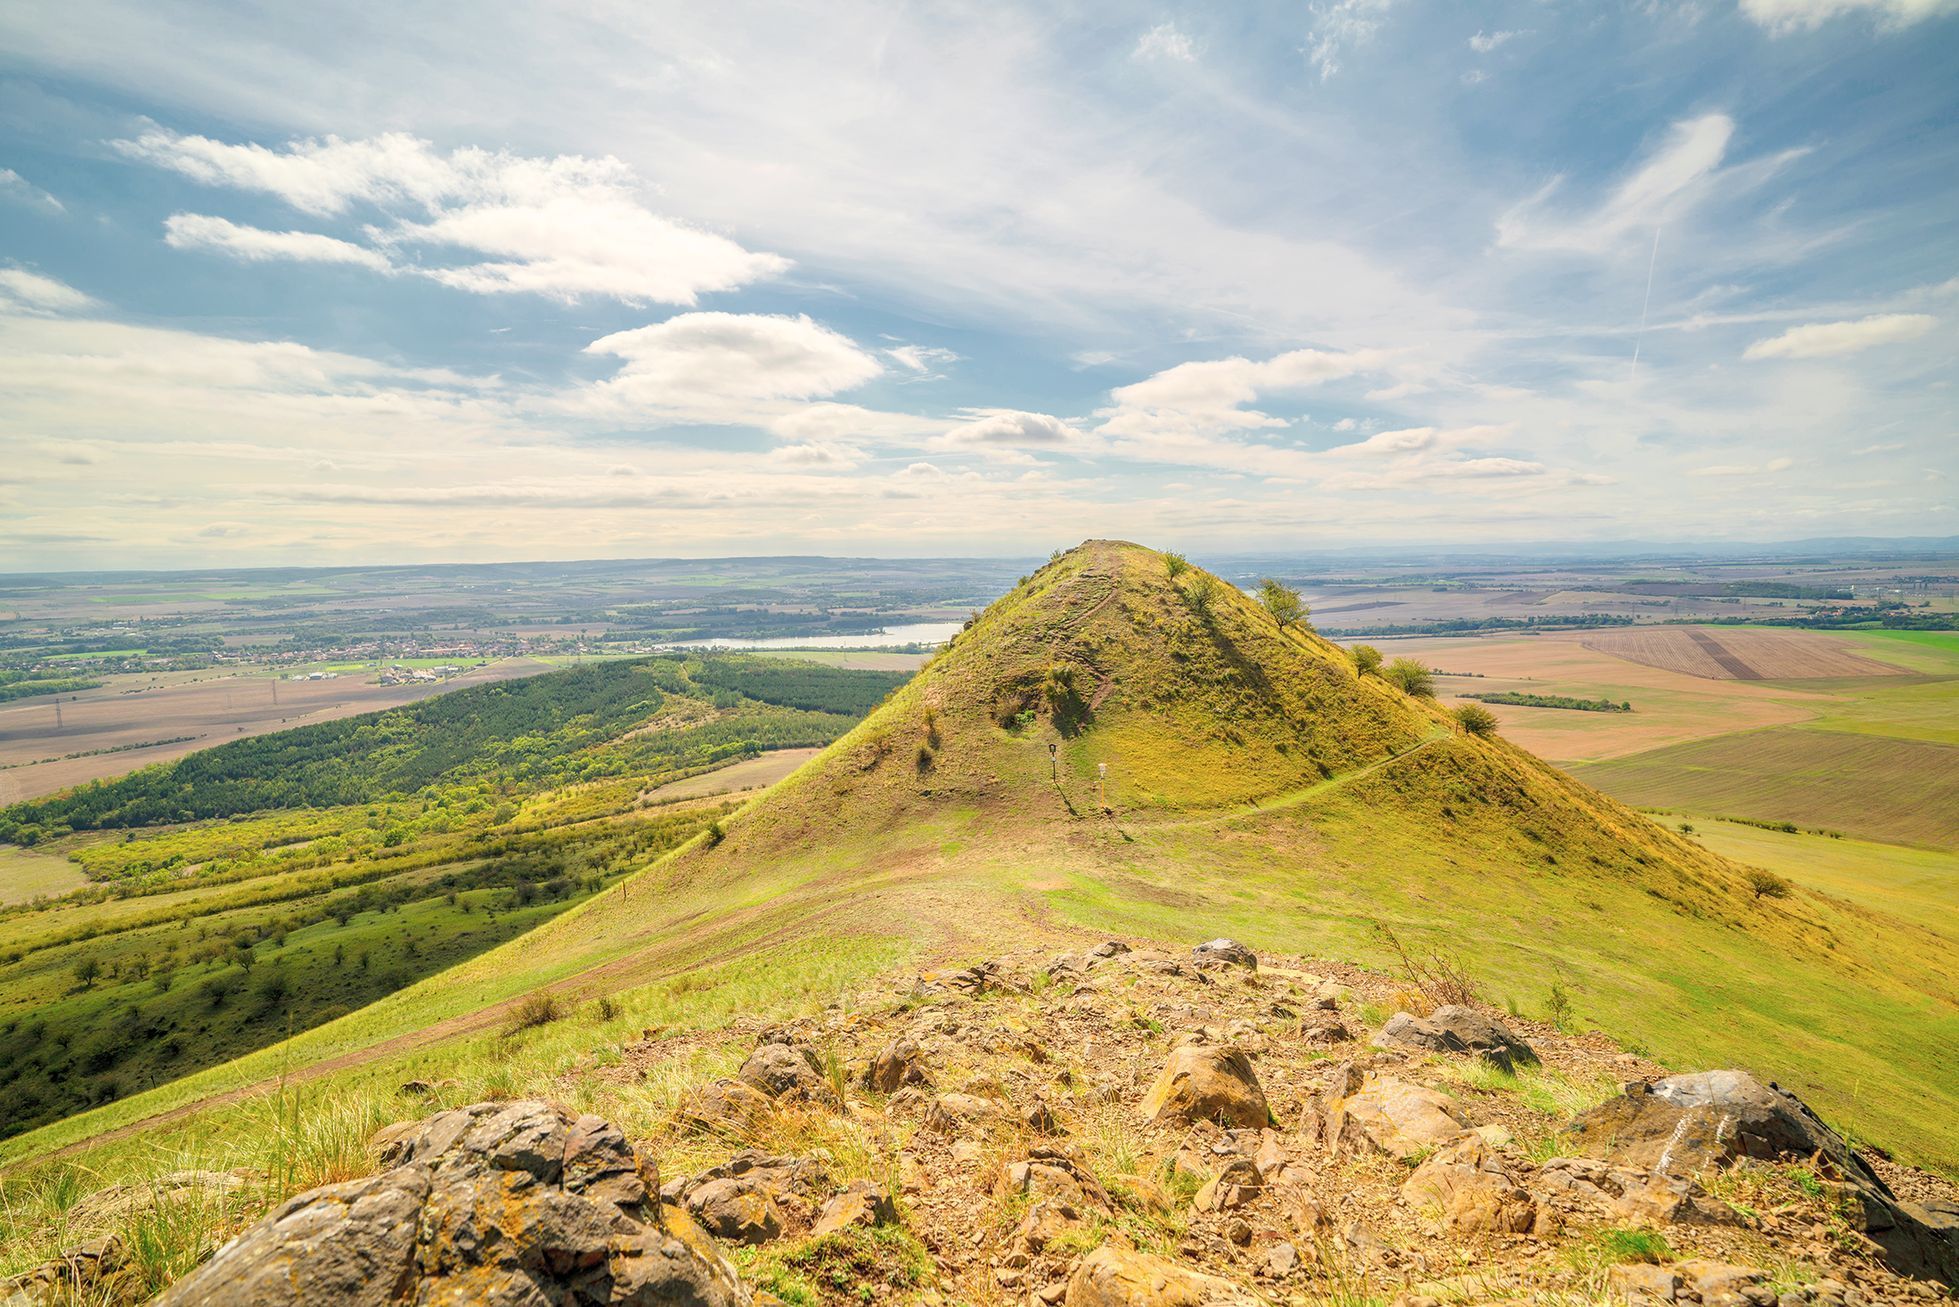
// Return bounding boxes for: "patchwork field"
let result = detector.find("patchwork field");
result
[1580,625,1910,680]
[0,845,85,905]
[1574,727,1959,848]
[0,659,553,805]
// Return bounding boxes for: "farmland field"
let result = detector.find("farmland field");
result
[1574,728,1959,848]
[0,659,552,804]
[0,845,85,905]
[1690,819,1959,944]
[1580,625,1911,680]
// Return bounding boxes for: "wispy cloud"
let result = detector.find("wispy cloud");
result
[1743,313,1936,360]
[118,129,787,304]
[0,267,95,313]
[1133,23,1197,63]
[1740,0,1959,33]
[0,167,64,212]
[1306,0,1395,79]
[165,213,392,271]
[1497,114,1736,253]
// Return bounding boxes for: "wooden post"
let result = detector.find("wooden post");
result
[1048,741,1057,781]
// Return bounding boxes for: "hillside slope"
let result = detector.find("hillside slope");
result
[4,542,1953,1216]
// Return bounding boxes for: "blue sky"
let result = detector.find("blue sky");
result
[1,0,1955,568]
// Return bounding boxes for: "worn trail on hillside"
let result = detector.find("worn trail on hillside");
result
[1131,728,1448,831]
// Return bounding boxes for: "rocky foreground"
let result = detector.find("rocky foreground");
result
[12,939,1957,1306]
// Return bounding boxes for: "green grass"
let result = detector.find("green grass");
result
[1575,727,1959,847]
[1690,820,1959,943]
[0,846,87,906]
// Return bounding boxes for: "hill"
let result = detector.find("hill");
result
[2,542,1955,1301]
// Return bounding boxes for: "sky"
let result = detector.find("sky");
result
[1,0,1956,570]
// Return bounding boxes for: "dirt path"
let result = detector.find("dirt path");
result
[1135,728,1447,831]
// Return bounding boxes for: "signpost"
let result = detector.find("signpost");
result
[1048,741,1057,781]
[1097,761,1107,809]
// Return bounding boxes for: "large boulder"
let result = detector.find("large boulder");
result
[664,1152,832,1245]
[1324,1073,1469,1160]
[1142,1043,1271,1128]
[861,1038,931,1094]
[675,1079,775,1136]
[1400,1135,1537,1233]
[1373,1007,1535,1071]
[1533,1157,1699,1226]
[155,1100,745,1307]
[1064,1244,1258,1307]
[1566,1071,1957,1285]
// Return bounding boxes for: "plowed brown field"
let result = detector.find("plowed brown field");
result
[1581,626,1909,681]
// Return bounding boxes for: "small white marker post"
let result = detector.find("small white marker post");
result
[1048,741,1058,781]
[1097,761,1108,810]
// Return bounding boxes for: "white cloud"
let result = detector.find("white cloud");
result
[1307,0,1395,79]
[1853,441,1905,455]
[1690,457,1795,476]
[580,313,882,417]
[164,213,393,271]
[769,441,864,468]
[884,344,959,373]
[943,410,1083,446]
[1740,0,1959,32]
[0,168,64,212]
[1100,347,1386,441]
[1133,23,1197,62]
[1497,114,1735,253]
[0,267,96,313]
[1469,29,1525,52]
[766,402,938,444]
[119,129,786,304]
[1323,425,1439,457]
[1742,313,1936,360]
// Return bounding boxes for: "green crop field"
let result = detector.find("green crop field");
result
[1690,819,1959,944]
[1575,727,1959,848]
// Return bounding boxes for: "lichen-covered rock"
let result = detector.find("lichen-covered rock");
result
[1400,1135,1537,1233]
[1064,1245,1258,1307]
[667,1152,831,1245]
[1141,1044,1270,1128]
[1,1236,123,1307]
[1533,1156,1700,1225]
[1194,1158,1264,1212]
[155,1100,744,1307]
[676,1078,776,1135]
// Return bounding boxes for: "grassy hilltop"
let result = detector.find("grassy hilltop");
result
[3,541,1955,1295]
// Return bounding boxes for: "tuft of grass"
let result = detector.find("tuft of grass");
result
[502,992,564,1036]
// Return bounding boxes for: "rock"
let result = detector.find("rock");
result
[738,1038,837,1105]
[1400,1136,1536,1233]
[1090,941,1131,958]
[676,1079,776,1135]
[1225,1217,1253,1246]
[1141,1044,1271,1129]
[0,1236,123,1306]
[1194,1157,1264,1212]
[1678,1260,1768,1306]
[919,960,1010,995]
[1374,1007,1535,1070]
[1324,1075,1469,1159]
[1608,1263,1681,1304]
[810,1181,895,1237]
[1564,1070,1875,1184]
[923,1092,1002,1134]
[1534,1156,1699,1225]
[1264,1241,1299,1276]
[1023,1098,1063,1134]
[1300,1019,1351,1047]
[1192,939,1258,971]
[1000,1150,1110,1210]
[862,1038,930,1093]
[1425,1006,1538,1069]
[672,1152,831,1244]
[154,1100,743,1307]
[1063,1244,1257,1307]
[1014,1201,1083,1254]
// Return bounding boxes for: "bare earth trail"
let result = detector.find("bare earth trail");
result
[1129,728,1447,832]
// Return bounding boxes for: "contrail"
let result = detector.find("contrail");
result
[1629,223,1662,389]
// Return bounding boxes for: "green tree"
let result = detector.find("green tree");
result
[1257,578,1309,629]
[1350,645,1383,676]
[1453,704,1499,737]
[1384,658,1435,697]
[1162,550,1189,578]
[72,956,101,989]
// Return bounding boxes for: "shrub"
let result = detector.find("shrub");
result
[1746,868,1792,900]
[504,992,564,1035]
[915,743,935,772]
[703,819,725,847]
[1162,551,1189,578]
[1350,644,1383,676]
[1043,663,1088,732]
[72,956,101,989]
[1257,577,1308,628]
[1453,704,1499,737]
[1384,658,1435,697]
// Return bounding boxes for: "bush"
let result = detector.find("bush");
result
[1257,578,1308,628]
[1746,868,1792,901]
[1043,663,1088,732]
[504,992,564,1035]
[1350,645,1383,676]
[72,956,101,989]
[1384,658,1434,697]
[1453,704,1499,737]
[1162,551,1189,578]
[703,819,725,847]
